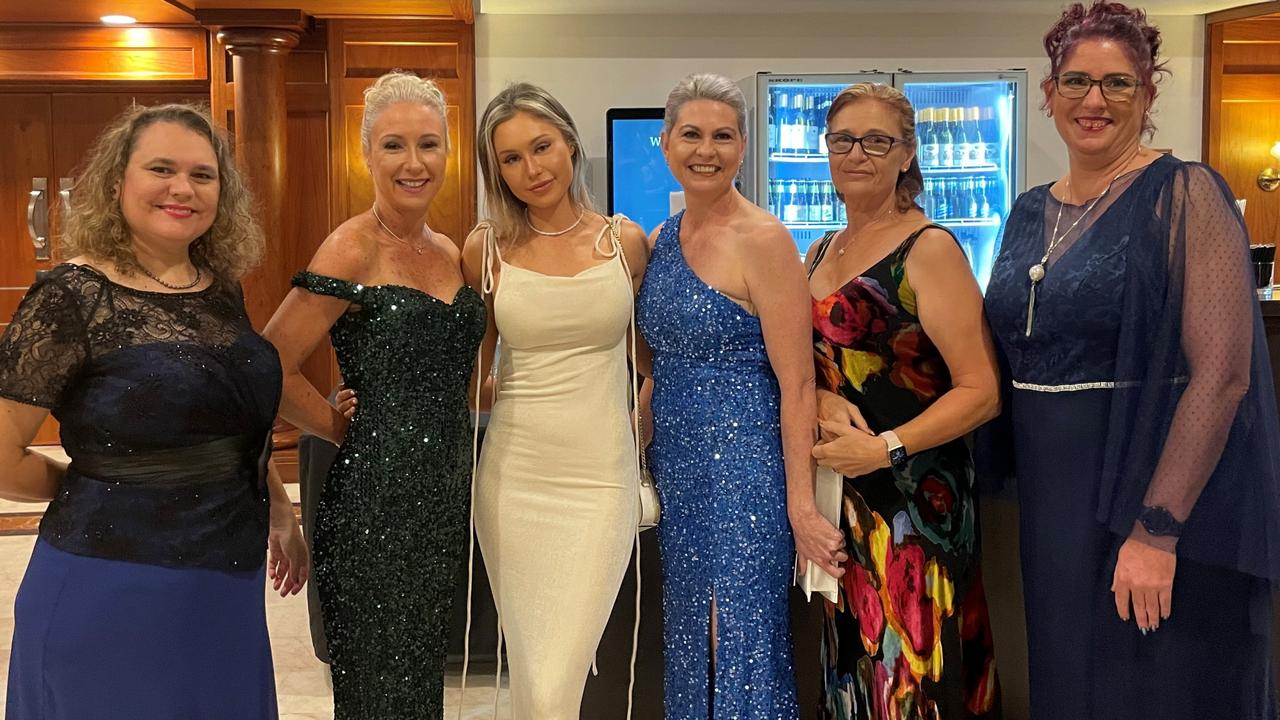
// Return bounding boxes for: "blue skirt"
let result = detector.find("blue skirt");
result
[1014,389,1274,720]
[7,539,278,720]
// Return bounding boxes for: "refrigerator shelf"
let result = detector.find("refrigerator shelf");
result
[922,163,1000,174]
[938,217,1002,228]
[769,152,829,163]
[783,221,843,229]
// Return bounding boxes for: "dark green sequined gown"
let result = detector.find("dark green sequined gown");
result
[292,271,485,718]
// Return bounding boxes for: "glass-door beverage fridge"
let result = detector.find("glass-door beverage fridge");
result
[740,71,1026,289]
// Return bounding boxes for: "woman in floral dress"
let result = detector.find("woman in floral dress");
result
[808,82,1001,718]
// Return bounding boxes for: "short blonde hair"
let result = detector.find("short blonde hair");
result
[476,82,593,244]
[61,103,263,282]
[662,73,748,137]
[361,71,450,154]
[826,83,924,213]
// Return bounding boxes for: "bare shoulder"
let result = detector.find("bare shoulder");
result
[738,205,798,259]
[432,231,461,263]
[461,223,492,266]
[617,218,651,261]
[308,215,378,282]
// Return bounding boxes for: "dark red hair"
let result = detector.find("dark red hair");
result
[1041,2,1169,137]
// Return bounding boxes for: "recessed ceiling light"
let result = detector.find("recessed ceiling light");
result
[100,15,138,25]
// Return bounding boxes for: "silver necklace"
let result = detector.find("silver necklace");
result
[837,207,899,257]
[138,262,201,290]
[372,204,428,255]
[525,207,585,237]
[1024,156,1137,337]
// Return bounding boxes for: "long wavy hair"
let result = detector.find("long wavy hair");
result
[476,82,594,244]
[61,102,263,282]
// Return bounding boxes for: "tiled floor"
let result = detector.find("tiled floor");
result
[0,484,511,719]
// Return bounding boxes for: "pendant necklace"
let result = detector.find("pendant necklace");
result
[1025,151,1140,337]
[372,204,428,255]
[837,206,899,257]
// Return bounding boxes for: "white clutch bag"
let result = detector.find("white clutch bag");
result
[794,465,843,603]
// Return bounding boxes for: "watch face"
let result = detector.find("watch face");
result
[1140,507,1182,537]
[890,447,908,469]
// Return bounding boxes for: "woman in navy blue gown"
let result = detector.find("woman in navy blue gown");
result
[982,4,1280,718]
[0,103,307,719]
[636,73,845,720]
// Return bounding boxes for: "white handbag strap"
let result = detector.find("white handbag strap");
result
[608,214,643,720]
[460,222,504,720]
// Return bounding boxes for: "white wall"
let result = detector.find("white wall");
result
[476,11,1204,209]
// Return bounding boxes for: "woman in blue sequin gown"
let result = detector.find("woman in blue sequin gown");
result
[636,73,846,720]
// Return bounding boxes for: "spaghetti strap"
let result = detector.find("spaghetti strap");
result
[898,222,961,259]
[806,230,839,278]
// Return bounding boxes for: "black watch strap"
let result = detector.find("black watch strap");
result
[1138,505,1184,538]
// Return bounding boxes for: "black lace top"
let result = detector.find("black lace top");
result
[0,264,282,570]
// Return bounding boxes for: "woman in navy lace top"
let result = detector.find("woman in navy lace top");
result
[982,4,1280,718]
[0,103,307,720]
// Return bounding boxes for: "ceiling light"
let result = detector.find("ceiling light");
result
[100,15,138,25]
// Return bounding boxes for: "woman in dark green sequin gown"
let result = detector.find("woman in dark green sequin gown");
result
[264,71,486,718]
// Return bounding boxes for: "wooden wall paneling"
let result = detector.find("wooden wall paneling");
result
[1205,22,1225,167]
[1223,15,1280,42]
[0,94,56,443]
[1220,74,1280,102]
[0,26,208,82]
[1208,1,1280,24]
[1222,41,1280,73]
[1220,102,1280,245]
[327,19,475,249]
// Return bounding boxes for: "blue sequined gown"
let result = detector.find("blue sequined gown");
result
[636,210,798,720]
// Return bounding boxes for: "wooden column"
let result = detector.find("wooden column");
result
[217,27,299,329]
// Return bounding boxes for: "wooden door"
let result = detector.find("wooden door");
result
[0,94,55,442]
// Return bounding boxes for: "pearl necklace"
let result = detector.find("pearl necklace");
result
[525,208,585,237]
[372,204,428,255]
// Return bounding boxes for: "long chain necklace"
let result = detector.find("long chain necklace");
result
[525,207,585,237]
[837,206,899,257]
[138,262,201,290]
[372,204,428,255]
[1024,152,1139,337]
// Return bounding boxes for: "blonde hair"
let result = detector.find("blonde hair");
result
[476,82,593,243]
[662,73,748,136]
[61,102,263,282]
[361,71,450,154]
[826,83,924,213]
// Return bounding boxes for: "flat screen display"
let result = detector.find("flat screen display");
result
[607,108,680,235]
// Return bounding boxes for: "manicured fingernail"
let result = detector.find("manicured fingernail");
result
[1140,628,1148,636]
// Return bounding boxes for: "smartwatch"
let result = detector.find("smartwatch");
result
[1138,505,1184,538]
[880,430,908,472]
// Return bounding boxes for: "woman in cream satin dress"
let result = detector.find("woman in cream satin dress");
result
[460,82,650,719]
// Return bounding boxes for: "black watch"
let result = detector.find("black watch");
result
[1138,505,1184,538]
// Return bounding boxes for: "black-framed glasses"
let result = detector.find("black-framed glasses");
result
[824,132,904,157]
[1053,72,1143,101]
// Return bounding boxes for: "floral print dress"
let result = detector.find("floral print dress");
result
[810,225,1000,720]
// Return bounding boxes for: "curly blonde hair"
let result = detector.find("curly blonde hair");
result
[61,103,263,282]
